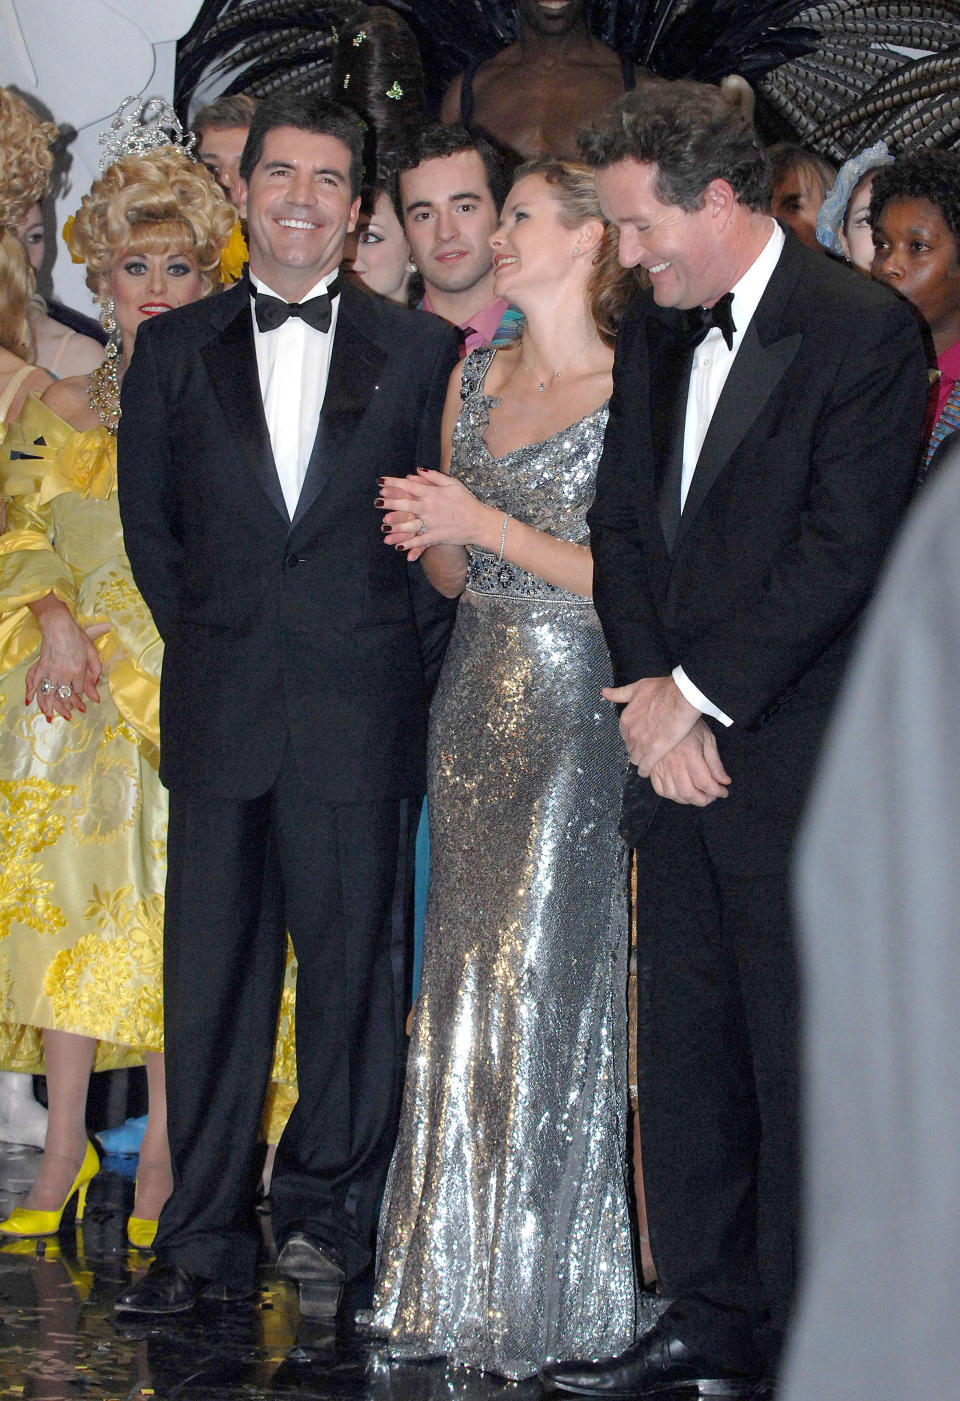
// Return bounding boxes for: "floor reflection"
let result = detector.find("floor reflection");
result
[0,1144,576,1399]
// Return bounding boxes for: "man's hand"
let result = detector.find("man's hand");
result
[603,675,701,776]
[650,720,732,806]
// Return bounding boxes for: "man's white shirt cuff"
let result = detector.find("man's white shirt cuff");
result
[672,666,733,727]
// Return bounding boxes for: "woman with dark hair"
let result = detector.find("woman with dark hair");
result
[370,158,646,1379]
[334,7,424,308]
[870,150,960,480]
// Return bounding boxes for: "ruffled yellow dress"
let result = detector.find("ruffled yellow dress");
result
[0,396,296,1135]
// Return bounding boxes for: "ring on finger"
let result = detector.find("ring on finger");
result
[39,678,54,695]
[416,517,427,536]
[56,683,73,701]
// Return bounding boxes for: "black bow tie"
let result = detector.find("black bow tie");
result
[252,275,341,333]
[679,291,736,351]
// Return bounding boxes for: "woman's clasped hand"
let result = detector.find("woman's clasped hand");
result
[377,467,498,561]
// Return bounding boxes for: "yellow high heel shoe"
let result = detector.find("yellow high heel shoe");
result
[0,1140,99,1237]
[126,1215,157,1249]
[126,1160,170,1249]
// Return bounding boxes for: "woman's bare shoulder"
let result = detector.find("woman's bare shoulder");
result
[41,374,99,431]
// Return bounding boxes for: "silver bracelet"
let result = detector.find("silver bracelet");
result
[497,512,510,564]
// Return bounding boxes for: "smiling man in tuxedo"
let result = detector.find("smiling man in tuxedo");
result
[115,93,458,1320]
[542,80,929,1398]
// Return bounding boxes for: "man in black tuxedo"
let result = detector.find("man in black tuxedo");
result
[544,81,929,1397]
[114,94,458,1318]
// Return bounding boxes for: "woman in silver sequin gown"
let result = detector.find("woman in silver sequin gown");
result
[370,161,646,1380]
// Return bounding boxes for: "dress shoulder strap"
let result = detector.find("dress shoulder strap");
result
[0,363,37,424]
[48,329,77,377]
[460,345,497,401]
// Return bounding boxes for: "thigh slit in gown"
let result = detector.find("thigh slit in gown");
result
[370,346,642,1379]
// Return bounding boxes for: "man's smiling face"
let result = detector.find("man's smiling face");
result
[400,150,499,301]
[240,125,360,300]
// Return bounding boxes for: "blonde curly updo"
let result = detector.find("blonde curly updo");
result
[0,86,57,358]
[0,86,57,230]
[67,147,235,297]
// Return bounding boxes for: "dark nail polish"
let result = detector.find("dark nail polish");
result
[377,477,385,485]
[374,497,384,507]
[381,523,391,533]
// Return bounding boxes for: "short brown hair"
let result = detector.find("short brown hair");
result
[579,78,770,214]
[768,143,837,204]
[192,93,258,137]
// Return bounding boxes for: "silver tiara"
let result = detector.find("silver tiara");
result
[97,96,197,173]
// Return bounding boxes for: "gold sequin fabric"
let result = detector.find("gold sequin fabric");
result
[370,347,638,1378]
[0,399,298,1102]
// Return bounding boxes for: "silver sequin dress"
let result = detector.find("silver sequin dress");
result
[370,347,638,1379]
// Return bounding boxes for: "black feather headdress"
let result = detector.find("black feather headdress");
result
[175,0,960,156]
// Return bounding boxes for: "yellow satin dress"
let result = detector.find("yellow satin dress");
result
[0,397,296,1137]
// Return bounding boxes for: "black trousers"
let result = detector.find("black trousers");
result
[155,748,417,1296]
[635,733,801,1371]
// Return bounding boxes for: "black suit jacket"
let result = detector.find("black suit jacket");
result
[589,233,929,842]
[118,276,459,802]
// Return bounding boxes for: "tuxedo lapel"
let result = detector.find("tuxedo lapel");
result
[291,285,387,528]
[648,315,695,554]
[200,286,289,522]
[673,245,803,554]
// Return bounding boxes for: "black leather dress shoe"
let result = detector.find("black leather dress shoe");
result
[115,1263,204,1315]
[276,1232,346,1320]
[540,1317,768,1397]
[115,1261,255,1315]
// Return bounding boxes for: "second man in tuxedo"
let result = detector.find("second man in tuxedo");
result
[545,79,929,1397]
[115,94,458,1319]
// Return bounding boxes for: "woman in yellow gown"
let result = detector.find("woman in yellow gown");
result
[0,87,58,1149]
[0,130,235,1243]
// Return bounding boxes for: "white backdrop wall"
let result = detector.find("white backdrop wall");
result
[1,0,203,317]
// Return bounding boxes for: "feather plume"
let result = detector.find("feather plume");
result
[174,0,960,158]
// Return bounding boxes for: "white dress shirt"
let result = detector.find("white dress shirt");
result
[251,269,341,518]
[672,221,785,726]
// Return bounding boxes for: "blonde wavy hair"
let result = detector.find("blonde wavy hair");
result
[515,157,645,348]
[67,147,235,298]
[0,86,57,359]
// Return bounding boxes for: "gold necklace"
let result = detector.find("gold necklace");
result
[88,358,121,435]
[524,331,597,393]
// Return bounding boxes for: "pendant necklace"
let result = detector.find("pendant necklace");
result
[526,331,598,393]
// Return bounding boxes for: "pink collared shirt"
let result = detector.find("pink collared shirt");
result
[420,293,512,353]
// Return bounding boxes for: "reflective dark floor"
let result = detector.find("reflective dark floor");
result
[0,1143,655,1401]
